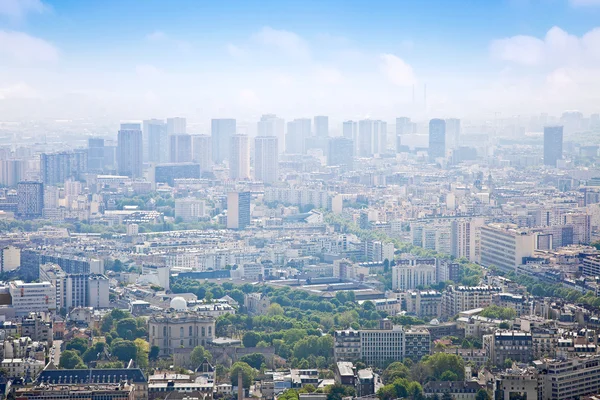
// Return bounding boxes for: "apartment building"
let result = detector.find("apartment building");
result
[442,285,502,318]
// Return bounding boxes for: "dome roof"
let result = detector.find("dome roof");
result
[170,296,188,311]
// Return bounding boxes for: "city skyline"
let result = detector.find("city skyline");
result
[3,0,600,120]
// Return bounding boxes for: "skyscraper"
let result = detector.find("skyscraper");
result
[167,117,186,135]
[211,118,236,163]
[87,138,105,172]
[342,121,357,141]
[17,181,44,218]
[286,118,311,154]
[314,116,329,137]
[144,119,168,164]
[358,120,374,157]
[257,114,285,153]
[117,123,143,178]
[0,160,28,187]
[445,118,461,149]
[544,126,564,167]
[191,135,212,174]
[40,151,88,185]
[396,117,412,136]
[428,119,446,161]
[229,134,250,180]
[328,137,354,172]
[254,136,278,184]
[373,120,387,154]
[169,134,193,163]
[227,191,251,229]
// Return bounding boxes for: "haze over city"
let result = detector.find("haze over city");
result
[3,0,600,122]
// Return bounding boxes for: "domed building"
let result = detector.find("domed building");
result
[170,296,188,311]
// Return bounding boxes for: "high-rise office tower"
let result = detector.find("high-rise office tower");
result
[0,160,28,187]
[254,136,278,184]
[227,191,251,229]
[191,135,212,174]
[229,134,250,180]
[169,134,193,163]
[211,118,236,163]
[314,116,329,137]
[428,119,446,161]
[544,126,564,167]
[358,120,374,157]
[117,123,143,178]
[144,119,168,164]
[342,121,357,141]
[167,117,186,136]
[257,114,285,153]
[327,137,354,172]
[40,151,88,185]
[445,118,461,149]
[286,118,312,154]
[17,181,43,218]
[396,117,412,136]
[87,138,105,172]
[373,120,388,154]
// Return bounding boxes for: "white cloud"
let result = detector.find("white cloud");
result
[0,30,58,63]
[0,82,40,99]
[313,66,343,84]
[226,43,245,58]
[490,26,600,67]
[490,35,545,66]
[0,0,46,18]
[252,26,310,58]
[379,54,416,86]
[135,64,162,79]
[146,30,166,41]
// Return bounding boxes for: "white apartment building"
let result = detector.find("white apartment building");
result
[480,223,535,273]
[175,197,206,222]
[534,355,600,400]
[8,281,56,316]
[392,258,437,291]
[442,285,502,318]
[88,274,110,309]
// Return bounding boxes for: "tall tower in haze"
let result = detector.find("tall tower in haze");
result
[211,119,236,164]
[428,119,446,162]
[229,134,250,180]
[544,126,563,167]
[286,118,311,154]
[314,116,329,138]
[144,119,168,164]
[167,117,186,135]
[117,123,143,178]
[254,136,278,184]
[257,114,285,154]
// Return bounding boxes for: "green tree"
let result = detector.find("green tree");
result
[422,353,465,381]
[111,340,138,363]
[267,303,285,316]
[382,362,410,383]
[101,315,114,333]
[149,346,160,360]
[134,338,149,369]
[191,345,213,366]
[116,318,138,340]
[229,361,257,388]
[59,350,85,369]
[243,331,261,348]
[479,305,517,321]
[110,309,131,321]
[476,389,490,400]
[440,371,458,381]
[239,353,266,370]
[326,383,356,400]
[82,342,106,363]
[65,338,88,354]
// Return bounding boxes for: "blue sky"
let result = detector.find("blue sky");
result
[1,0,600,122]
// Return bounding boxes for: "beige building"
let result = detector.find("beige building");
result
[149,312,216,356]
[480,223,535,273]
[442,285,501,318]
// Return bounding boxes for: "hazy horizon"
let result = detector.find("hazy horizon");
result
[2,0,600,121]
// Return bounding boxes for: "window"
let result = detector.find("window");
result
[202,327,205,336]
[189,326,193,336]
[180,327,184,337]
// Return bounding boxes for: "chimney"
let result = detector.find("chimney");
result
[238,371,243,400]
